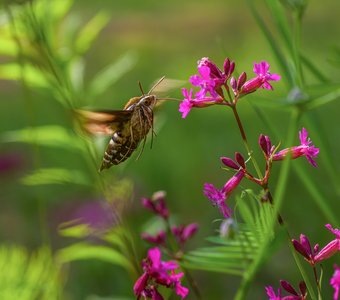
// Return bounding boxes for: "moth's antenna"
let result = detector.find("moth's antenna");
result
[138,81,145,96]
[157,97,182,102]
[148,76,166,95]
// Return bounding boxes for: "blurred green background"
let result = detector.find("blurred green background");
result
[1,0,339,299]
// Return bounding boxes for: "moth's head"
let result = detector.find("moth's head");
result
[138,94,157,108]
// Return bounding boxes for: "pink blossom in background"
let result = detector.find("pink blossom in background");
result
[142,191,169,219]
[141,231,167,246]
[171,223,199,246]
[331,265,340,300]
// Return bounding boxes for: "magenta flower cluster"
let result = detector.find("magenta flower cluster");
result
[266,280,307,300]
[133,247,188,299]
[141,191,198,249]
[204,128,319,219]
[135,191,199,299]
[179,57,280,118]
[265,224,339,299]
[292,224,340,266]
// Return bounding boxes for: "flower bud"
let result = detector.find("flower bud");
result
[237,72,247,89]
[235,152,245,169]
[223,58,230,75]
[240,76,263,95]
[259,134,272,157]
[280,280,298,296]
[220,156,239,170]
[230,76,237,94]
[228,61,235,77]
[299,281,307,296]
[292,238,309,259]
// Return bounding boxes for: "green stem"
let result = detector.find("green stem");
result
[234,110,301,300]
[293,11,303,88]
[313,266,322,300]
[231,105,263,179]
[6,4,50,245]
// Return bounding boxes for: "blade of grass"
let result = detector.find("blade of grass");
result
[247,0,293,88]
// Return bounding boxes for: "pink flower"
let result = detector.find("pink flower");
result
[331,264,340,300]
[190,65,220,99]
[314,224,340,263]
[171,271,189,298]
[292,233,319,266]
[142,191,169,219]
[179,88,224,118]
[241,61,280,95]
[293,224,339,266]
[190,57,231,99]
[141,231,167,246]
[133,247,188,299]
[203,171,244,218]
[265,285,282,300]
[273,128,319,167]
[203,183,232,218]
[171,223,199,246]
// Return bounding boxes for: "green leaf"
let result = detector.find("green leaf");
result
[264,0,293,52]
[87,51,138,101]
[2,125,84,152]
[20,168,91,186]
[58,222,92,238]
[293,165,339,227]
[304,87,340,110]
[0,38,18,55]
[0,245,62,300]
[75,11,111,54]
[0,63,48,87]
[57,242,134,273]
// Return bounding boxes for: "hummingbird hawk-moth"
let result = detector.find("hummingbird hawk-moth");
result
[77,77,180,171]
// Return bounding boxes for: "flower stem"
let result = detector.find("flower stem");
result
[313,266,323,300]
[165,219,202,299]
[182,266,202,300]
[231,105,263,179]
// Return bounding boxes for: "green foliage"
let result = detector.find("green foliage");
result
[20,167,91,186]
[58,224,138,276]
[2,125,83,152]
[0,245,62,300]
[183,190,283,277]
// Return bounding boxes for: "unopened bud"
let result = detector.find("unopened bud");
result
[221,157,239,170]
[237,72,247,89]
[235,152,245,169]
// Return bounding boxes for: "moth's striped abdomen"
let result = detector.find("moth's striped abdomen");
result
[99,131,138,171]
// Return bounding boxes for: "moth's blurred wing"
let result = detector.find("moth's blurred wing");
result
[149,77,185,97]
[76,109,132,135]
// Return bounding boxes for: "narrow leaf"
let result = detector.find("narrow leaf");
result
[75,11,110,54]
[2,125,84,152]
[57,242,134,273]
[87,51,138,101]
[21,168,91,186]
